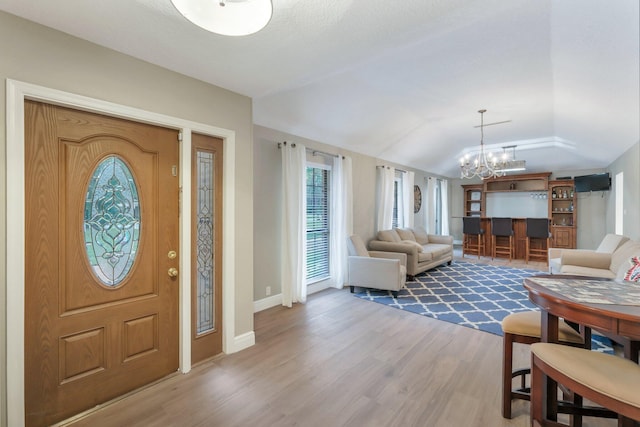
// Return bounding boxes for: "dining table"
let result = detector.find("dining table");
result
[523,274,640,427]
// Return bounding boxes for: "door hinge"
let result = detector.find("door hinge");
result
[172,165,178,176]
[178,131,183,142]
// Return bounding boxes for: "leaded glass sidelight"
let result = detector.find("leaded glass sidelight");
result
[84,156,141,287]
[196,150,215,334]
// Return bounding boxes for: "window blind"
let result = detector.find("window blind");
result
[306,166,330,282]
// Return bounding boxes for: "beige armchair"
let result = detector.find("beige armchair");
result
[548,233,630,276]
[347,235,407,297]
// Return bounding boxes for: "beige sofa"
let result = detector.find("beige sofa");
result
[548,233,640,279]
[368,227,454,277]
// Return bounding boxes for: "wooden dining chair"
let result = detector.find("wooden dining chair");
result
[531,343,640,426]
[525,218,551,264]
[501,311,585,420]
[491,217,514,261]
[462,216,485,259]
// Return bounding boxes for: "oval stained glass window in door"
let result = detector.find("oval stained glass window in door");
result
[84,155,141,287]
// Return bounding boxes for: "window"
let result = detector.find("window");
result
[84,155,140,287]
[392,173,403,228]
[615,172,623,235]
[306,164,331,283]
[435,179,442,235]
[425,177,448,235]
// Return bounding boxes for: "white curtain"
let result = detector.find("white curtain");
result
[440,179,450,235]
[425,176,436,233]
[376,166,395,232]
[330,156,353,289]
[281,142,307,307]
[402,171,415,228]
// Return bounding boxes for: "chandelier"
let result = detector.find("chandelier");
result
[171,0,273,36]
[460,109,509,180]
[496,145,526,173]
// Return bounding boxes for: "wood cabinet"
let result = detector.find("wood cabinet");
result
[460,173,579,254]
[462,184,484,217]
[548,180,577,248]
[484,172,550,193]
[552,227,575,248]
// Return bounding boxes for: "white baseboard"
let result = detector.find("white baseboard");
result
[253,282,335,313]
[254,293,282,313]
[231,330,255,353]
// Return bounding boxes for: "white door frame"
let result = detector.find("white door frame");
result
[6,79,239,426]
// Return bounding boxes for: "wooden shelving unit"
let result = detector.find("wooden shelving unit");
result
[462,184,484,217]
[549,180,577,248]
[484,172,550,193]
[460,172,578,254]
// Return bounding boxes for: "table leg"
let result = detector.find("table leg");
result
[618,415,640,427]
[541,310,559,422]
[624,339,640,363]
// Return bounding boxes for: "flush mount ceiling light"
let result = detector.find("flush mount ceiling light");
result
[171,0,273,36]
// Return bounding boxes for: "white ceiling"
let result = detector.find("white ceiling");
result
[1,0,638,178]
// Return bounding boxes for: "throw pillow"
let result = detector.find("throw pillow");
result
[624,256,640,282]
[395,228,416,241]
[616,257,630,282]
[412,227,430,245]
[402,240,423,252]
[377,229,401,243]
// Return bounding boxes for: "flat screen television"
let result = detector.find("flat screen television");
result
[574,173,611,192]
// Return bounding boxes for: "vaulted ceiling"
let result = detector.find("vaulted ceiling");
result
[1,0,638,177]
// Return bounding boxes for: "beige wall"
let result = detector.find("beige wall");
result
[607,141,640,241]
[253,125,440,302]
[0,11,254,424]
[553,169,607,249]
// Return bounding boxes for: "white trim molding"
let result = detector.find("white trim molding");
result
[253,282,333,314]
[5,79,240,426]
[232,331,256,353]
[254,294,282,313]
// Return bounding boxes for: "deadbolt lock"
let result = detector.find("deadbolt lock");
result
[168,250,177,259]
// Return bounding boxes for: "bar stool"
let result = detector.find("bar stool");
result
[531,343,640,426]
[462,216,485,259]
[491,217,514,261]
[526,218,551,264]
[501,311,586,420]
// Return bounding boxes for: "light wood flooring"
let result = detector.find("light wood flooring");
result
[64,252,616,427]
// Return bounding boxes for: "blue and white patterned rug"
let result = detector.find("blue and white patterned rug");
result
[354,261,613,353]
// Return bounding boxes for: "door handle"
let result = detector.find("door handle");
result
[168,267,178,277]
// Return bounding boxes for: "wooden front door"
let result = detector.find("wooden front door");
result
[24,101,180,427]
[191,133,223,364]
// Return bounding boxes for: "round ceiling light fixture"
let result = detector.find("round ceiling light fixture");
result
[171,0,273,36]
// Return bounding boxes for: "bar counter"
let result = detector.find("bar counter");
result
[468,217,549,260]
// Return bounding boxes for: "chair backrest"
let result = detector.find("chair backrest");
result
[463,216,483,235]
[526,218,550,239]
[491,217,514,236]
[596,233,629,253]
[347,235,370,257]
